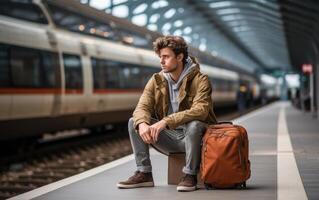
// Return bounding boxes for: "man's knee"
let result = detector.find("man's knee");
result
[128,117,135,132]
[185,120,207,138]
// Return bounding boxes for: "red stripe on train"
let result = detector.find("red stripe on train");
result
[65,89,84,94]
[0,88,142,94]
[0,88,62,94]
[93,89,143,94]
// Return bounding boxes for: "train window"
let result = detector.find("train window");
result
[41,52,60,88]
[211,79,219,91]
[47,4,119,42]
[232,80,239,91]
[0,45,11,87]
[229,80,236,91]
[220,79,228,91]
[141,67,159,86]
[7,45,59,88]
[63,54,83,89]
[91,58,157,90]
[120,64,143,88]
[11,47,41,87]
[215,78,228,92]
[0,0,48,24]
[91,58,121,89]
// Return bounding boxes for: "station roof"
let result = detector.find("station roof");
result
[79,0,319,74]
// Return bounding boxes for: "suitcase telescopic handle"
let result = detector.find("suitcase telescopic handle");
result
[217,121,233,125]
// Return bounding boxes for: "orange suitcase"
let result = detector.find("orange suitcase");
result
[200,122,251,189]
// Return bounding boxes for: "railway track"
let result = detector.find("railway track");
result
[0,103,266,199]
[0,129,132,199]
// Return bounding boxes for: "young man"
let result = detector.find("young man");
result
[117,35,217,192]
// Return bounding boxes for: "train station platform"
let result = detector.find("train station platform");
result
[9,101,319,200]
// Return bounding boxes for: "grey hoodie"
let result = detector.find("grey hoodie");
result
[163,56,197,115]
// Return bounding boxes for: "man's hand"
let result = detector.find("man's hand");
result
[138,122,152,144]
[150,120,167,142]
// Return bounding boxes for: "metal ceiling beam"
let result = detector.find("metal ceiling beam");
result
[226,19,283,31]
[186,0,268,69]
[83,0,319,72]
[279,0,319,70]
[194,0,289,69]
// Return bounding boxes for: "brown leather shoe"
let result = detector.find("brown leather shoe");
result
[117,171,154,189]
[177,174,197,192]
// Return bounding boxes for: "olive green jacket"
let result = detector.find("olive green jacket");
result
[133,60,217,130]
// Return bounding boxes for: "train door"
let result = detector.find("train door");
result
[0,44,12,120]
[60,53,86,115]
[9,45,46,119]
[49,50,63,117]
[0,94,11,120]
[82,55,93,112]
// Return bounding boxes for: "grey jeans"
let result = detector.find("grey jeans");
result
[128,117,207,175]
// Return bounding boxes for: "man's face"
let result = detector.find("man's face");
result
[159,47,179,73]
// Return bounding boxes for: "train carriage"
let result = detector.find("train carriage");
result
[0,0,271,140]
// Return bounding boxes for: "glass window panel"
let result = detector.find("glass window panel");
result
[91,58,121,89]
[1,44,59,88]
[0,44,11,87]
[119,64,142,89]
[41,52,60,88]
[10,46,41,87]
[47,4,118,41]
[141,67,158,87]
[63,54,83,89]
[92,58,159,90]
[0,1,48,24]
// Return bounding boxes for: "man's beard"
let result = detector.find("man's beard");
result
[163,64,178,73]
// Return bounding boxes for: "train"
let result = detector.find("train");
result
[0,0,277,141]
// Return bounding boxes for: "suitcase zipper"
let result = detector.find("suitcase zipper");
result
[202,142,207,179]
[238,137,246,172]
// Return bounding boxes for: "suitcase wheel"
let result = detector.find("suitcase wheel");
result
[238,182,246,189]
[204,183,213,190]
[204,182,246,190]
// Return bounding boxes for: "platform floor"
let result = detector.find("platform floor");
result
[10,101,319,200]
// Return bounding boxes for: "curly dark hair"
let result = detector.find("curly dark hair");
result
[153,35,188,65]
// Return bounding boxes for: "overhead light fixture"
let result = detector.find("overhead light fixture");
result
[78,25,85,31]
